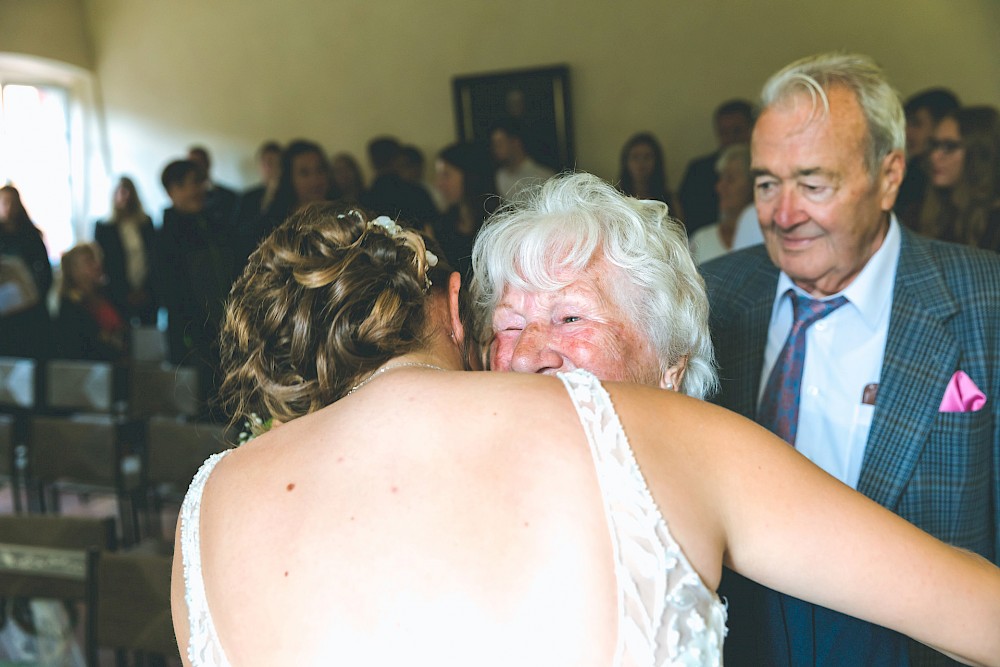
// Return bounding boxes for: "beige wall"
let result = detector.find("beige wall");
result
[9,0,1000,216]
[0,0,92,69]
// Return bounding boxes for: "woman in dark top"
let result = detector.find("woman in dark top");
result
[915,105,1000,251]
[616,132,677,213]
[0,185,52,359]
[94,176,158,324]
[431,142,498,278]
[240,140,331,262]
[55,242,126,362]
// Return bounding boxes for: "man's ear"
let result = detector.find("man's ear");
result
[447,271,465,347]
[660,356,688,391]
[879,149,906,211]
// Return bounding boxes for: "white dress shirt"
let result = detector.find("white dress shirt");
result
[758,216,902,488]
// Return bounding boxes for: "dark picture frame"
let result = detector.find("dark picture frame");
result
[452,65,574,172]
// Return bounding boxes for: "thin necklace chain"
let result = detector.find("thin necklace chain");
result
[346,362,446,397]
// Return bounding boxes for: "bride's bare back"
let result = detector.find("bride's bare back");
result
[181,371,631,666]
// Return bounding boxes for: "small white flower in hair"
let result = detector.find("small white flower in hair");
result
[425,250,438,267]
[370,215,403,237]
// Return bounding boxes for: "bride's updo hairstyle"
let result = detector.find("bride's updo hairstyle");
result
[219,202,449,429]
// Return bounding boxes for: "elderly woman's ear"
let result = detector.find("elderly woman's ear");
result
[661,357,688,391]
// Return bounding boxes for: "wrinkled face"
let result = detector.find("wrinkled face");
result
[626,143,656,183]
[291,152,329,206]
[715,158,752,218]
[434,159,465,206]
[716,112,752,148]
[490,256,667,387]
[168,172,206,214]
[905,107,935,158]
[928,117,964,189]
[752,87,902,297]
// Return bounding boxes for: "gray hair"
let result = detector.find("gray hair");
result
[470,172,718,399]
[716,142,751,175]
[760,52,906,176]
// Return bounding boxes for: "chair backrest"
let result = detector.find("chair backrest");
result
[0,514,117,551]
[30,414,122,487]
[146,417,231,492]
[95,551,178,657]
[0,411,12,476]
[0,514,110,603]
[0,356,36,408]
[130,325,167,364]
[45,359,116,413]
[128,363,200,418]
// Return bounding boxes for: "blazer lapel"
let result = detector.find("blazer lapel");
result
[715,252,778,419]
[857,231,959,509]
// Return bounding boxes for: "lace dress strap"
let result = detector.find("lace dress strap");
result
[557,369,726,667]
[179,449,233,667]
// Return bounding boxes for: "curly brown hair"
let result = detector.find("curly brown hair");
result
[219,202,451,429]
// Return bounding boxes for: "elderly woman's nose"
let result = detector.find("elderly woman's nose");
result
[510,324,563,374]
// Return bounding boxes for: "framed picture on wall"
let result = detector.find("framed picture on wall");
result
[452,65,574,172]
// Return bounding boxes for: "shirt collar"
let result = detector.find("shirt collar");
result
[774,215,901,330]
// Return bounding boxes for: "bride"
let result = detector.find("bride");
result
[171,203,1000,666]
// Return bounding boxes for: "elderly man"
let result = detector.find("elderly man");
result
[701,53,999,666]
[471,172,716,400]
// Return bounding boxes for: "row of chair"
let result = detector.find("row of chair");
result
[0,514,176,666]
[0,356,234,546]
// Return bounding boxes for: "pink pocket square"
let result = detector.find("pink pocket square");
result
[939,370,986,412]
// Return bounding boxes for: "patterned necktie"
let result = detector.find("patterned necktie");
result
[758,290,848,446]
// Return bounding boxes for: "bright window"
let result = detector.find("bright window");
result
[0,82,74,262]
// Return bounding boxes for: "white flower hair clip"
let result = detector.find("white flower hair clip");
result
[370,215,403,237]
[366,215,438,289]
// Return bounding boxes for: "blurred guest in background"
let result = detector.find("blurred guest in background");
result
[616,132,676,212]
[896,88,961,217]
[55,242,126,362]
[915,105,1000,251]
[330,151,366,205]
[159,159,236,416]
[431,142,498,278]
[690,143,753,264]
[0,184,52,359]
[362,136,437,227]
[490,118,555,201]
[678,99,754,235]
[235,140,283,223]
[188,145,239,225]
[94,176,158,325]
[239,139,331,264]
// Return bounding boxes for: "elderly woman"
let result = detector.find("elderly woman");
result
[473,172,715,399]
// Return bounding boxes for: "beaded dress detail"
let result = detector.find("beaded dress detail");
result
[558,369,727,666]
[179,450,233,667]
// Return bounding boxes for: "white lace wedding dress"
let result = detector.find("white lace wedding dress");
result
[179,369,727,666]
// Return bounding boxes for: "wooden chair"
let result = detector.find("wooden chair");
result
[128,363,201,419]
[0,515,117,667]
[45,359,121,415]
[28,415,145,546]
[0,356,37,513]
[143,417,232,541]
[95,551,179,664]
[128,325,167,365]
